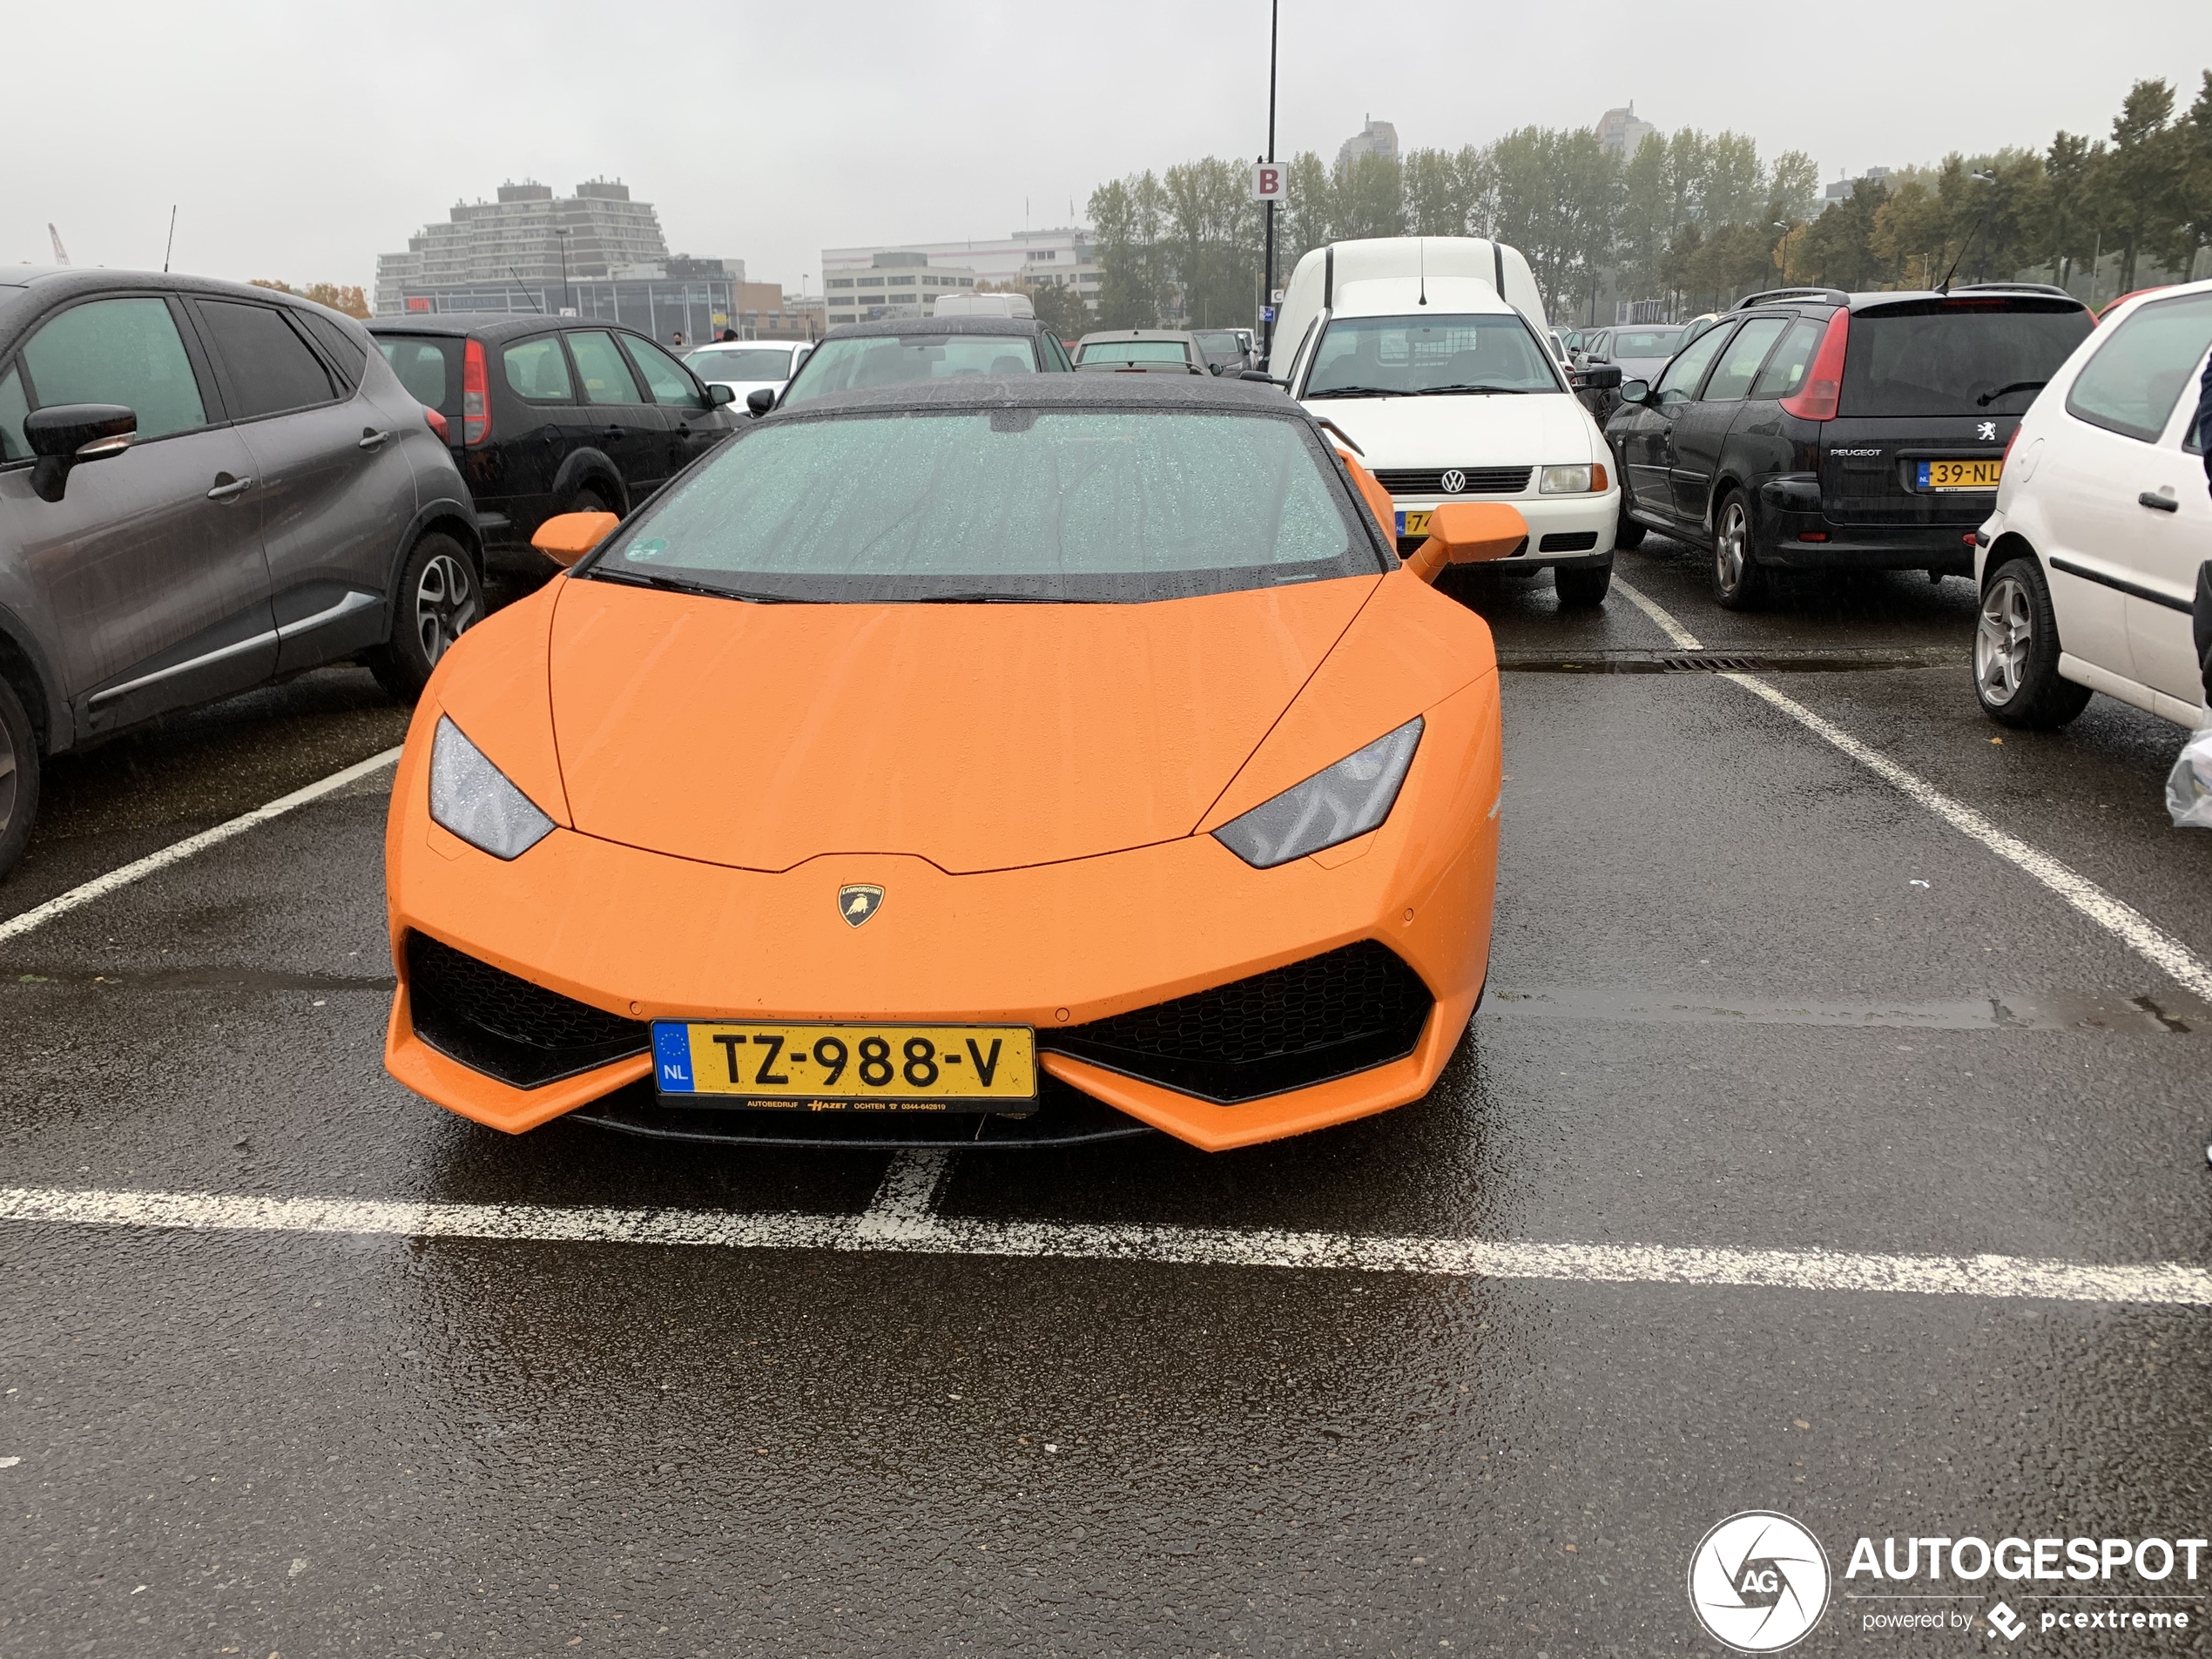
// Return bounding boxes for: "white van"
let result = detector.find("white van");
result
[1269,237,1622,606]
[934,292,1036,320]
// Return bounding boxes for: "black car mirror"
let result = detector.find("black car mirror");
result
[1617,378,1651,406]
[745,388,776,416]
[1239,370,1289,387]
[708,383,737,407]
[26,403,136,502]
[1579,365,1623,390]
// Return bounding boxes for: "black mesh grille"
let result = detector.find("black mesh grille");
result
[406,932,648,1089]
[1373,466,1531,496]
[1539,530,1601,553]
[1045,941,1433,1104]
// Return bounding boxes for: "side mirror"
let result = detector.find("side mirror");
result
[745,387,777,416]
[1617,379,1650,406]
[26,403,135,502]
[708,382,737,407]
[529,509,620,570]
[1578,365,1623,391]
[1405,502,1527,584]
[1239,369,1288,387]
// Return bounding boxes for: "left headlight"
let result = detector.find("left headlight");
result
[1212,718,1422,869]
[429,716,556,860]
[1539,463,1605,494]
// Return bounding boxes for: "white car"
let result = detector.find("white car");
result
[683,341,813,413]
[1973,279,2212,729]
[1271,238,1622,607]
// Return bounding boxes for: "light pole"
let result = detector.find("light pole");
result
[553,226,573,315]
[1260,0,1278,362]
[1772,221,1791,287]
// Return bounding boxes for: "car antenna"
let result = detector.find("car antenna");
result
[508,268,545,314]
[1937,171,1999,294]
[1418,238,1428,307]
[163,206,176,273]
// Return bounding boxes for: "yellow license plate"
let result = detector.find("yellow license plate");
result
[652,1020,1036,1109]
[1919,459,2002,490]
[1398,509,1433,537]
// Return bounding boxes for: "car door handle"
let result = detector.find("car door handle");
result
[206,475,253,502]
[357,428,389,450]
[2139,491,2179,512]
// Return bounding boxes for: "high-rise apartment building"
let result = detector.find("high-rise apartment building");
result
[1336,118,1399,169]
[1595,105,1659,159]
[374,179,743,341]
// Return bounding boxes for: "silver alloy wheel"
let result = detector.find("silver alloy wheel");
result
[1715,500,1748,592]
[1976,573,2033,705]
[0,714,15,842]
[415,552,481,666]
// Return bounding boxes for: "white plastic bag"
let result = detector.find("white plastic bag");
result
[2165,725,2212,828]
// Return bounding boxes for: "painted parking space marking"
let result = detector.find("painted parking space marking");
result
[0,745,404,944]
[1611,577,2212,1005]
[2,1181,2207,1305]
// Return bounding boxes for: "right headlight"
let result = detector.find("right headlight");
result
[429,716,556,860]
[1212,718,1422,869]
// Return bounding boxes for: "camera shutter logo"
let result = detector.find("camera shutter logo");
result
[1440,468,1467,494]
[1687,1511,1831,1653]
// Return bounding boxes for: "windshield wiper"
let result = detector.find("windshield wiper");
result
[911,591,1102,604]
[1412,382,1532,395]
[1305,386,1400,399]
[588,568,801,604]
[1976,381,2047,407]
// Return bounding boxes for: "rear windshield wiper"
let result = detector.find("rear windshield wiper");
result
[588,567,801,604]
[1976,381,2047,407]
[1413,382,1532,395]
[1305,386,1399,399]
[910,591,1103,604]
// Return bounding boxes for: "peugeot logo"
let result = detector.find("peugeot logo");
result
[1440,469,1467,494]
[837,884,885,927]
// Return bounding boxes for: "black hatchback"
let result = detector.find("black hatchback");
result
[365,314,741,556]
[1604,285,2094,607]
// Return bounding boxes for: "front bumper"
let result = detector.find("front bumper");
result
[384,678,1501,1152]
[1394,489,1617,566]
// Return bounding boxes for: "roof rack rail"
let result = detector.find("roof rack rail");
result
[1951,282,2080,300]
[1732,287,1848,310]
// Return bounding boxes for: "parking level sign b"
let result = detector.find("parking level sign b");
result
[1251,164,1283,202]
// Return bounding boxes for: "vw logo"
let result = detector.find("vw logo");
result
[1440,468,1467,494]
[1688,1511,1831,1652]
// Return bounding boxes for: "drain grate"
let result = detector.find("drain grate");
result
[1659,653,1761,673]
[1498,647,1961,676]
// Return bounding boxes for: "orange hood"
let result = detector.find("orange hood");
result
[546,576,1380,873]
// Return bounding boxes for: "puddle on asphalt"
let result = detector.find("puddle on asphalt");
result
[1483,984,2203,1034]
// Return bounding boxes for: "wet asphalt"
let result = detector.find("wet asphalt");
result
[2,538,2209,1657]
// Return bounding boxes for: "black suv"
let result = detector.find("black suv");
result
[1604,285,2094,607]
[0,267,481,880]
[365,314,740,556]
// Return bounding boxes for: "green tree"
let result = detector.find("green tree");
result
[1799,177,1889,289]
[2160,71,2212,280]
[1402,146,1470,236]
[1334,151,1406,240]
[1087,172,1172,327]
[2039,132,2105,287]
[1163,156,1262,329]
[2094,78,2185,293]
[1703,132,1765,226]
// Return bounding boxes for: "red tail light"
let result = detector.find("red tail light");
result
[462,338,490,446]
[423,407,449,442]
[1780,309,1850,421]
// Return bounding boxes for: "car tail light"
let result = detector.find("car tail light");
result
[462,338,490,447]
[1780,310,1850,421]
[423,407,449,442]
[1797,530,1830,542]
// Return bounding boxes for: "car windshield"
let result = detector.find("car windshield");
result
[1305,314,1562,397]
[685,347,792,381]
[587,407,1379,604]
[1611,329,1683,358]
[1080,340,1191,365]
[782,334,1036,404]
[1842,302,2094,416]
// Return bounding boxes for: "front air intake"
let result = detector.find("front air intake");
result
[405,932,647,1089]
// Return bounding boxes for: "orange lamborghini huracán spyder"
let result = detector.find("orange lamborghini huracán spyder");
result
[382,375,1517,1151]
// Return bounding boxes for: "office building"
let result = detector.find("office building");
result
[374,179,742,341]
[1595,105,1659,159]
[1824,166,1892,203]
[820,250,981,327]
[1336,118,1399,169]
[821,228,1098,321]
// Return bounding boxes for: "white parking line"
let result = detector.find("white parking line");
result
[1611,577,2212,1004]
[0,745,403,946]
[1,1184,2207,1305]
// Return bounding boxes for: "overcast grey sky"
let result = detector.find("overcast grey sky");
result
[9,0,2210,293]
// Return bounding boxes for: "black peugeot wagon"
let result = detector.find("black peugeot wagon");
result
[365,314,741,557]
[1604,285,2094,608]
